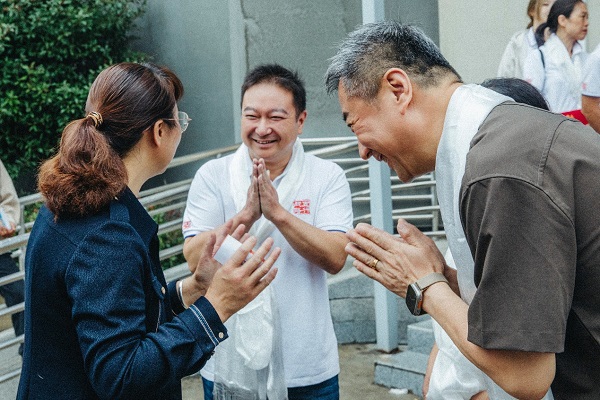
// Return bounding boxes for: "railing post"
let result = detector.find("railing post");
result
[362,0,384,22]
[361,0,399,353]
[367,158,399,352]
[19,203,26,271]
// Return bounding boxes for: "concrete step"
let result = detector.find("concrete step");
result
[374,350,429,397]
[406,319,434,355]
[328,267,425,345]
[373,319,435,397]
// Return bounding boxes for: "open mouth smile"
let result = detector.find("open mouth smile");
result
[253,138,277,145]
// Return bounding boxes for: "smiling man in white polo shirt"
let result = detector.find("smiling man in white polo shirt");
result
[182,64,353,400]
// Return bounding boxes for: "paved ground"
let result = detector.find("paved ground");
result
[0,328,421,399]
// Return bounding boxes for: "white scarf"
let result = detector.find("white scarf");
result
[435,84,510,304]
[213,140,305,399]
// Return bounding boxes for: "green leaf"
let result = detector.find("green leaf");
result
[0,0,148,193]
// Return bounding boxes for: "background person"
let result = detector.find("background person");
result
[523,0,589,113]
[17,62,279,400]
[498,0,556,79]
[581,44,600,133]
[326,21,600,399]
[182,64,353,400]
[0,159,24,357]
[481,77,550,109]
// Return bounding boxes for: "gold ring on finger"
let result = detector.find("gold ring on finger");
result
[369,258,379,270]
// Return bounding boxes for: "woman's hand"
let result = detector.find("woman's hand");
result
[0,221,16,239]
[205,236,280,322]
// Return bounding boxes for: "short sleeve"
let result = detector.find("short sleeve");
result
[313,163,353,233]
[461,177,576,353]
[182,161,227,238]
[582,50,600,97]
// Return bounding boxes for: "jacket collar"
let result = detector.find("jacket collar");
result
[110,187,158,248]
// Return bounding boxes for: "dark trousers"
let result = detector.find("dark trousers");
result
[0,253,24,337]
[203,375,339,400]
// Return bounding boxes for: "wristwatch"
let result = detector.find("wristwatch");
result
[405,273,449,316]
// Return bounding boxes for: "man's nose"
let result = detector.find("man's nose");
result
[255,119,271,136]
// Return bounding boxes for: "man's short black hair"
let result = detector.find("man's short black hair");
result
[241,64,306,118]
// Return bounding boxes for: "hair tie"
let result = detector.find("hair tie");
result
[86,111,103,128]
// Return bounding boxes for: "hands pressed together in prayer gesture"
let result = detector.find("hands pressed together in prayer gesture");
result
[241,158,285,226]
[345,218,451,299]
[239,157,348,275]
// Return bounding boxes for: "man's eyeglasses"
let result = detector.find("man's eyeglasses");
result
[165,111,191,133]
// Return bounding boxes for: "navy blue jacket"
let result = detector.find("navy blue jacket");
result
[18,188,227,399]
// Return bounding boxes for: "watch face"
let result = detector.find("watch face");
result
[405,283,423,316]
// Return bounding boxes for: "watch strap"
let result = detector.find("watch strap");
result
[415,272,448,292]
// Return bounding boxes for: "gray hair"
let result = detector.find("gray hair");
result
[325,21,461,99]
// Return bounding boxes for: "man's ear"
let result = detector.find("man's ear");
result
[296,110,307,135]
[382,68,412,114]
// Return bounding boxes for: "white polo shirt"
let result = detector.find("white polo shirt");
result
[582,45,600,97]
[183,152,353,388]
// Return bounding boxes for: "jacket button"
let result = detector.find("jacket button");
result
[218,332,224,339]
[161,287,166,295]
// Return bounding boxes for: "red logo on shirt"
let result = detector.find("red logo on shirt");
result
[182,220,192,230]
[293,199,311,215]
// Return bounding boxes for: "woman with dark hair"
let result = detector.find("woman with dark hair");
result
[523,0,589,112]
[17,62,279,399]
[497,0,556,79]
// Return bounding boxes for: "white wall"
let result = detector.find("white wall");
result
[585,0,600,51]
[133,0,439,151]
[439,0,600,84]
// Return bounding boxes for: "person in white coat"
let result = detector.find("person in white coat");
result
[498,0,556,79]
[522,0,589,113]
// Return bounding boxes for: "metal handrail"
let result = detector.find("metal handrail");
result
[0,271,24,287]
[351,179,436,197]
[166,145,239,169]
[0,234,29,256]
[0,303,24,319]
